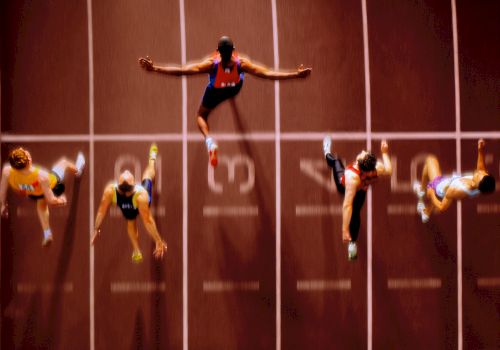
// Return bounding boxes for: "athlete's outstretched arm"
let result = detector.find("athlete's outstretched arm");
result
[0,165,11,217]
[137,193,167,259]
[341,175,359,242]
[375,140,392,176]
[91,184,114,245]
[240,58,311,80]
[138,56,213,76]
[476,139,486,172]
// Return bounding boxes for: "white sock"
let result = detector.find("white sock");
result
[323,136,331,157]
[43,228,52,239]
[205,136,216,151]
[75,152,85,176]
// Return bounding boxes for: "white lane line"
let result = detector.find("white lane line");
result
[86,0,95,348]
[361,0,373,349]
[202,205,259,217]
[1,131,499,143]
[295,204,342,216]
[270,0,281,348]
[451,0,463,348]
[296,279,351,291]
[110,281,166,293]
[17,282,74,293]
[178,0,188,346]
[477,277,500,288]
[387,278,442,289]
[202,280,260,292]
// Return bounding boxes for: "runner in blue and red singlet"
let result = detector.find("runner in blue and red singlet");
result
[139,36,311,167]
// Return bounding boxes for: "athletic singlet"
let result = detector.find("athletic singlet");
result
[341,164,378,191]
[112,183,147,220]
[208,52,244,88]
[8,166,58,196]
[431,174,479,200]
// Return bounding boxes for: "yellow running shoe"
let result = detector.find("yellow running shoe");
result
[132,250,143,263]
[149,143,158,161]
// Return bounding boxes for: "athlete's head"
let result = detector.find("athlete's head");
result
[8,147,32,170]
[476,172,496,194]
[118,170,135,194]
[217,36,234,62]
[356,151,377,173]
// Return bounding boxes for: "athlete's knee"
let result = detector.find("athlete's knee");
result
[425,154,439,165]
[197,106,211,120]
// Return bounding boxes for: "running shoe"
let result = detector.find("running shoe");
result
[323,136,332,156]
[417,202,429,223]
[149,143,158,161]
[348,241,358,261]
[209,144,218,167]
[75,152,86,177]
[132,250,143,263]
[42,234,53,247]
[412,181,425,199]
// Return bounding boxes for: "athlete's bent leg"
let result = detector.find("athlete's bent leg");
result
[326,153,346,195]
[349,190,366,243]
[142,144,157,182]
[421,155,442,189]
[52,153,85,180]
[197,105,212,138]
[126,219,142,263]
[36,199,53,246]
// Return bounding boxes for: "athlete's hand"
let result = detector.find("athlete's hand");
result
[1,203,8,218]
[90,228,101,245]
[478,139,485,151]
[153,240,167,259]
[54,195,67,206]
[139,56,154,71]
[381,140,389,153]
[297,64,312,78]
[342,229,352,243]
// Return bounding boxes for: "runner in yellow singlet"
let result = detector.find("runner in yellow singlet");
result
[0,147,85,246]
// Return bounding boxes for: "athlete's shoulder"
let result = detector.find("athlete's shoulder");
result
[135,188,149,204]
[2,164,12,177]
[37,168,51,182]
[104,183,115,194]
[238,55,251,65]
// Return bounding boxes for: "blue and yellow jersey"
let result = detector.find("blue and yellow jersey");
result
[112,183,148,220]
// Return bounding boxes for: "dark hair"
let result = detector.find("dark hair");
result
[9,148,30,170]
[218,36,234,62]
[478,175,495,194]
[118,182,134,193]
[358,152,377,172]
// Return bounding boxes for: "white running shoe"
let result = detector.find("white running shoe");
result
[75,152,85,177]
[42,234,53,247]
[323,136,332,156]
[417,202,429,223]
[348,242,358,261]
[413,181,425,199]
